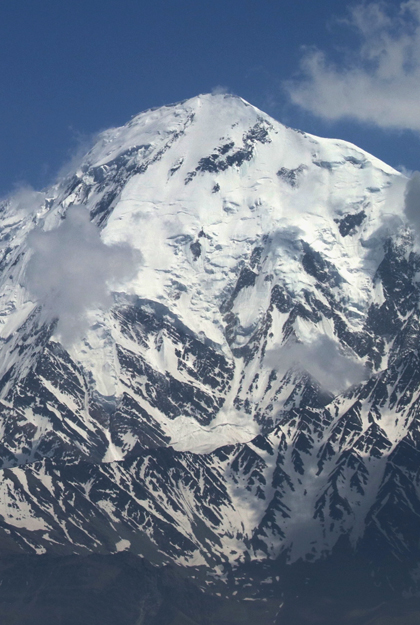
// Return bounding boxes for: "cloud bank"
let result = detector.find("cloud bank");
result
[285,1,420,131]
[24,206,139,345]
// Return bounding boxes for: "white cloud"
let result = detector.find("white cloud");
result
[24,205,140,346]
[266,336,366,395]
[285,1,420,131]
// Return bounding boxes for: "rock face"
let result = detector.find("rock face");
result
[0,93,418,613]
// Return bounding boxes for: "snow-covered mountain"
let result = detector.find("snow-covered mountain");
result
[0,93,418,613]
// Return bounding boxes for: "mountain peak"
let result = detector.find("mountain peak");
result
[0,94,417,607]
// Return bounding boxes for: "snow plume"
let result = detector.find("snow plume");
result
[211,85,231,95]
[285,1,420,131]
[24,205,139,346]
[404,171,420,239]
[2,184,45,215]
[266,336,366,395]
[55,129,97,181]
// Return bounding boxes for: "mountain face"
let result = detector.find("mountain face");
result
[0,93,418,620]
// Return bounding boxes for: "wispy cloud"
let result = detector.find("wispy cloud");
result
[285,1,420,132]
[404,171,420,238]
[55,129,97,181]
[24,205,140,346]
[266,336,366,395]
[2,184,46,215]
[211,85,231,95]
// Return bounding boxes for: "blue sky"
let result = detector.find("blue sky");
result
[1,0,419,196]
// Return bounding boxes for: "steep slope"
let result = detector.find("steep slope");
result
[0,93,418,597]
